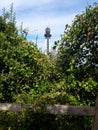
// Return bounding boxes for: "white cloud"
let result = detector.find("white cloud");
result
[0,0,96,52]
[0,0,53,9]
[16,12,75,41]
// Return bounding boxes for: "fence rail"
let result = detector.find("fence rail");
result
[0,103,95,115]
[0,94,98,130]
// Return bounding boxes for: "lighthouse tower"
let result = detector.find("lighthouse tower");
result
[44,27,51,54]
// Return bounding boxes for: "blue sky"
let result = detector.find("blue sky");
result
[0,0,97,52]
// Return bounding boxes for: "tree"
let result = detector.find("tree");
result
[0,6,55,103]
[56,3,98,81]
[52,3,98,107]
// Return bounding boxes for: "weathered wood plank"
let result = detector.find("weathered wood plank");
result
[0,104,35,111]
[46,105,95,115]
[0,103,22,111]
[0,103,95,116]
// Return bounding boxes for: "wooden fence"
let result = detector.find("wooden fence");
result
[0,103,95,115]
[0,95,98,130]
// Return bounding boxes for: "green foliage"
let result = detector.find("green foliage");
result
[0,3,97,130]
[0,111,93,130]
[0,32,54,102]
[0,6,55,103]
[54,3,98,106]
[55,3,98,80]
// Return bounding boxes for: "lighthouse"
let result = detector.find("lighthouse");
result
[44,27,51,54]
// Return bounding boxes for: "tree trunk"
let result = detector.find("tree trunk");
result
[92,94,98,130]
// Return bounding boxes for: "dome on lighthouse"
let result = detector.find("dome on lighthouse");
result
[44,27,51,38]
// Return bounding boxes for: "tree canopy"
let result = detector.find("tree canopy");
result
[53,3,98,106]
[0,7,55,103]
[56,3,98,81]
[0,3,98,130]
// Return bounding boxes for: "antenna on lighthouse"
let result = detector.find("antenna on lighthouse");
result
[44,27,52,55]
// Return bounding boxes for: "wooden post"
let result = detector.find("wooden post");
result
[92,94,98,130]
